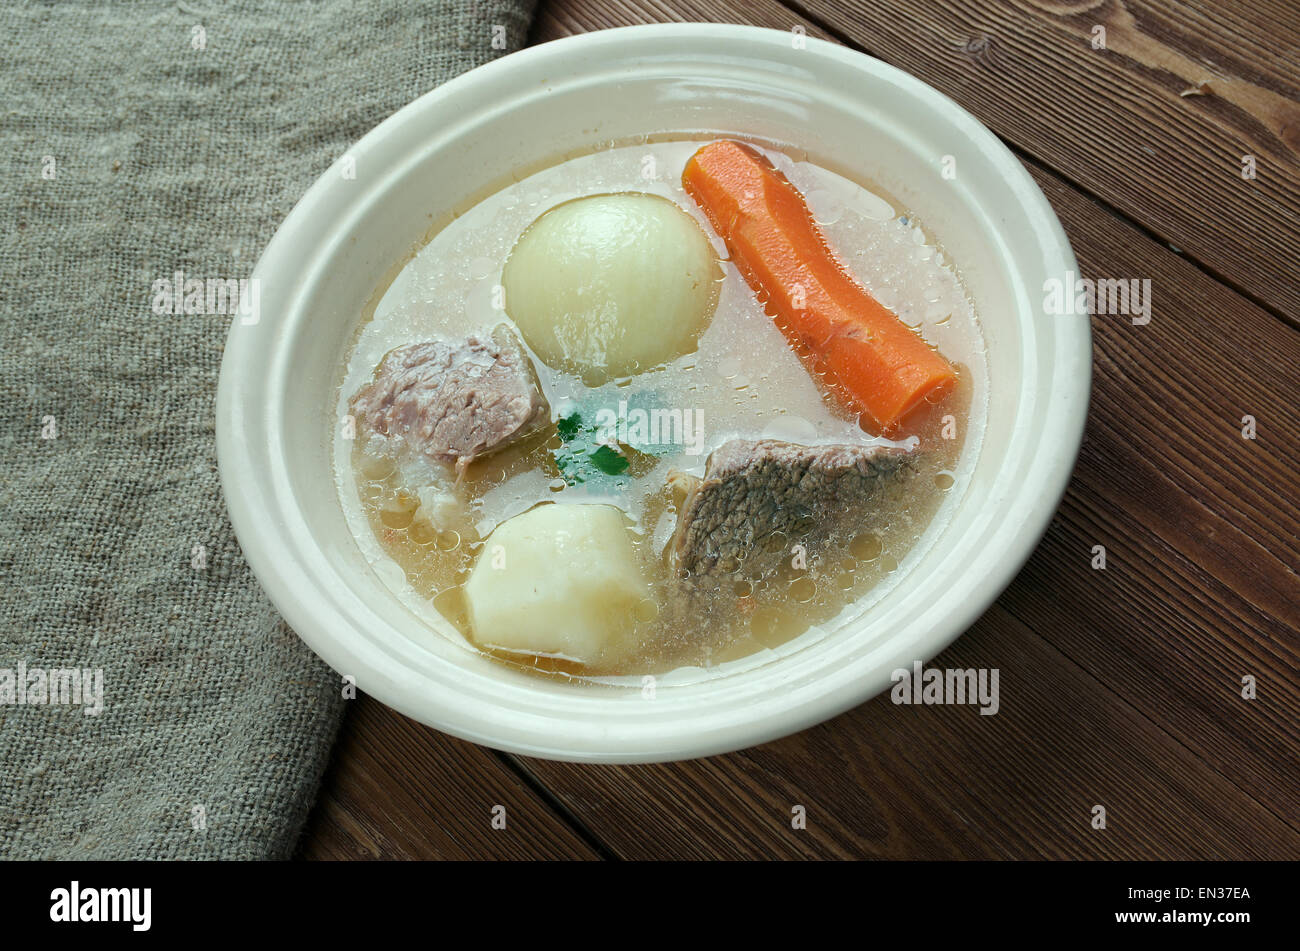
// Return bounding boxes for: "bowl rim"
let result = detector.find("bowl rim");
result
[216,23,1091,762]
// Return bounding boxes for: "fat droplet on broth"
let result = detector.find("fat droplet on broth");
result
[716,354,743,379]
[467,256,496,281]
[361,453,395,482]
[851,533,883,561]
[409,520,438,546]
[789,576,817,603]
[634,598,660,623]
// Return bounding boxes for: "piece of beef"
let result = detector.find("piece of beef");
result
[350,324,549,473]
[671,438,915,578]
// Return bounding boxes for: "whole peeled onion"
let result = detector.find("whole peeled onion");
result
[502,192,720,383]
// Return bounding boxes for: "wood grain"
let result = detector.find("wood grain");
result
[529,0,826,42]
[1001,165,1300,826]
[784,0,1300,324]
[517,600,1297,859]
[296,695,599,860]
[298,0,1300,861]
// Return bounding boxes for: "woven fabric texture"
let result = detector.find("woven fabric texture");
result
[0,0,537,860]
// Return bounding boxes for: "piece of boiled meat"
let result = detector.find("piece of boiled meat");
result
[349,324,549,474]
[671,438,916,578]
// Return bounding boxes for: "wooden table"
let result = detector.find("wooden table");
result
[297,0,1299,860]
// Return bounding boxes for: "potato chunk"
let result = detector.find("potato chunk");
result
[502,193,718,383]
[464,503,650,665]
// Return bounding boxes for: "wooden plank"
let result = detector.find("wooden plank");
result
[1000,164,1300,824]
[530,0,827,42]
[785,0,1300,323]
[297,695,600,860]
[517,602,1298,859]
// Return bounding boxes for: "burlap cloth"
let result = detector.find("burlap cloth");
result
[0,0,537,860]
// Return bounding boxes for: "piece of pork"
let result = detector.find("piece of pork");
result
[350,324,550,475]
[671,438,916,578]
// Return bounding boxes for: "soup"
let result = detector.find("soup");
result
[334,136,987,680]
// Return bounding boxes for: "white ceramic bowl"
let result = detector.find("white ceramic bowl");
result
[216,24,1090,762]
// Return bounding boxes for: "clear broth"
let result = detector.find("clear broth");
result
[335,136,988,680]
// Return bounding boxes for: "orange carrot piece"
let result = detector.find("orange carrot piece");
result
[682,140,957,435]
